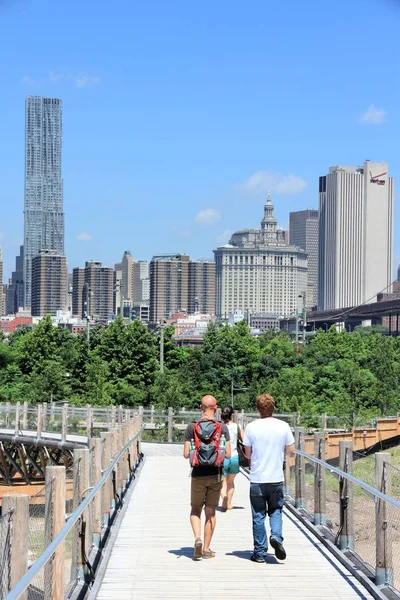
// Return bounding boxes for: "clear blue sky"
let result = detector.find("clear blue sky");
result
[1,0,400,280]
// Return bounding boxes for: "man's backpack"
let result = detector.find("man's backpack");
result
[189,418,225,468]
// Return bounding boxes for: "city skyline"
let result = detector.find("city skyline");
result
[1,1,399,282]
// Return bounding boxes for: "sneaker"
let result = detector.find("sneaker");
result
[250,553,266,563]
[193,538,203,560]
[270,538,286,560]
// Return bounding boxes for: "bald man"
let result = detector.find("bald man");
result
[183,395,231,560]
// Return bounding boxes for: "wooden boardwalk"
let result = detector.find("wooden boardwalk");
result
[96,443,373,600]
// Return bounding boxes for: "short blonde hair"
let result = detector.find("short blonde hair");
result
[256,393,275,417]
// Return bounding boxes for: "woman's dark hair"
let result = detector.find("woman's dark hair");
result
[221,406,235,423]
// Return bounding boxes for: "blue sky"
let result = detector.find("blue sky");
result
[1,0,400,279]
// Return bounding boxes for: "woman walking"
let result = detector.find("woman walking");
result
[220,406,244,511]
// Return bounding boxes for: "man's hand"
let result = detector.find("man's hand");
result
[183,440,190,459]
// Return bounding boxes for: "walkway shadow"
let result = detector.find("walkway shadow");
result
[216,506,245,512]
[226,550,280,564]
[168,547,194,559]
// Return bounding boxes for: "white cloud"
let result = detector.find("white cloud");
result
[76,232,93,241]
[239,171,307,195]
[217,229,232,244]
[360,104,387,125]
[21,71,101,88]
[194,208,221,225]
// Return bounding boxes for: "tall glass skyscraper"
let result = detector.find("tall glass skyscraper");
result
[24,96,64,307]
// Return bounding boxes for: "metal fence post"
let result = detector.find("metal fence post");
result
[2,494,29,600]
[375,452,393,587]
[314,433,326,525]
[294,427,305,508]
[167,407,174,443]
[44,466,66,600]
[339,440,354,550]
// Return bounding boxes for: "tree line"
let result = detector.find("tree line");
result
[0,315,399,428]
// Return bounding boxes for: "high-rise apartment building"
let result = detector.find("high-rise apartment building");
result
[188,260,216,314]
[31,250,67,316]
[133,260,150,304]
[72,268,85,318]
[114,261,123,316]
[214,194,307,318]
[150,254,190,323]
[289,209,319,310]
[24,96,64,307]
[318,161,394,310]
[6,246,24,315]
[84,261,114,322]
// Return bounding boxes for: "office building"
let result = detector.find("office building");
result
[72,268,85,318]
[6,246,24,315]
[318,161,394,310]
[24,96,64,307]
[84,261,114,322]
[121,251,134,301]
[289,209,319,309]
[150,254,190,323]
[214,193,307,318]
[188,260,216,314]
[133,260,150,304]
[31,250,67,316]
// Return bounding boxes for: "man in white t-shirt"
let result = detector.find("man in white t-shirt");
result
[243,393,294,563]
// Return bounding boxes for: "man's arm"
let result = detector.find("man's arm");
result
[183,440,190,459]
[285,443,295,458]
[183,424,193,459]
[244,445,252,460]
[243,425,252,460]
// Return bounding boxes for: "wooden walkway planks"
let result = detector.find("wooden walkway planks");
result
[96,443,373,600]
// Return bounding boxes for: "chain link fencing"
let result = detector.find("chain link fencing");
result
[0,509,13,600]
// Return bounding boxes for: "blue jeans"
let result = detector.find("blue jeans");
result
[250,482,284,558]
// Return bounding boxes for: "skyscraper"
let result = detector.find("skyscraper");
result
[6,246,24,315]
[31,250,67,317]
[188,260,216,314]
[133,261,150,304]
[0,246,3,316]
[214,194,307,318]
[84,261,114,322]
[150,254,190,323]
[289,209,319,309]
[318,161,394,310]
[121,251,134,301]
[72,267,85,318]
[24,96,64,307]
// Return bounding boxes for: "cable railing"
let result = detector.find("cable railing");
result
[286,428,400,596]
[0,417,144,600]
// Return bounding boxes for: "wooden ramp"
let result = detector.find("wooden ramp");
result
[96,443,373,600]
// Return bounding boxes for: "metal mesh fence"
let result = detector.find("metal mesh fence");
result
[304,456,316,514]
[0,509,13,600]
[27,478,54,598]
[353,485,376,570]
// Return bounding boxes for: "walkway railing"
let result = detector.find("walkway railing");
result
[0,415,144,600]
[286,429,400,595]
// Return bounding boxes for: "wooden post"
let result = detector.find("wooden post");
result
[375,452,393,587]
[92,438,103,547]
[86,405,93,438]
[22,401,28,429]
[36,404,43,439]
[118,405,123,424]
[314,433,327,525]
[150,405,155,424]
[101,432,112,527]
[339,441,354,550]
[167,407,174,443]
[61,403,68,442]
[44,466,66,600]
[321,413,327,430]
[111,406,116,429]
[2,494,29,600]
[50,400,55,422]
[14,402,20,435]
[72,448,90,575]
[294,427,305,508]
[111,427,119,506]
[283,456,291,496]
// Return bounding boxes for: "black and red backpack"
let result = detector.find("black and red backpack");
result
[189,418,225,468]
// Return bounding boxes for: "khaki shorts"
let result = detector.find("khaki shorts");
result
[191,475,222,509]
